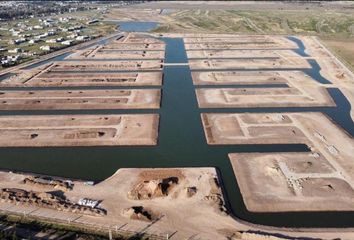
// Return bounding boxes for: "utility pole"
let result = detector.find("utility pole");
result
[109,229,112,240]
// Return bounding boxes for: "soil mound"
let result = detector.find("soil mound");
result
[128,177,179,200]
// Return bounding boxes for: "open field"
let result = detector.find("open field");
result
[0,114,159,147]
[0,89,160,110]
[134,1,354,11]
[148,8,354,37]
[321,37,354,72]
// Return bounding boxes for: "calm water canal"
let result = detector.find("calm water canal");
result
[0,24,353,228]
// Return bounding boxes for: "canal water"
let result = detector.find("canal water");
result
[0,23,353,228]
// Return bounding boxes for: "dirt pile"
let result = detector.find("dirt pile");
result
[203,177,228,213]
[0,188,106,216]
[128,177,179,200]
[23,176,73,191]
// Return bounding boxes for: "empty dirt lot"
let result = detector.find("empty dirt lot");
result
[195,86,335,108]
[49,60,164,72]
[101,43,165,51]
[229,152,354,212]
[189,58,310,70]
[201,112,309,145]
[2,71,163,87]
[0,89,161,110]
[187,49,300,59]
[0,114,159,147]
[183,35,297,48]
[68,49,165,60]
[201,112,354,149]
[192,71,317,85]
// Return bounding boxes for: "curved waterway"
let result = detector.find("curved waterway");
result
[0,26,353,228]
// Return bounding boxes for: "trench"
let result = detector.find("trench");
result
[0,25,353,228]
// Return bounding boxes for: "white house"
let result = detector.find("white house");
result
[40,45,51,51]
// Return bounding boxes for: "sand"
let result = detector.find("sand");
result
[0,89,161,110]
[0,114,159,147]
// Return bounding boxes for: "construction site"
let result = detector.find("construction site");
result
[0,23,353,240]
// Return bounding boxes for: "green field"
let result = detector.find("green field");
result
[153,10,354,37]
[152,9,354,69]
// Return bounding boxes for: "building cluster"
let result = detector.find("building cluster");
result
[0,1,99,21]
[0,16,100,67]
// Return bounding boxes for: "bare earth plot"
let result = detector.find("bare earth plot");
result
[187,49,300,59]
[195,86,335,108]
[206,111,354,212]
[1,71,163,87]
[201,112,309,145]
[0,89,160,110]
[186,34,354,121]
[0,114,159,147]
[101,43,165,51]
[202,112,354,171]
[183,35,297,48]
[48,60,164,72]
[192,71,316,85]
[120,33,165,44]
[67,33,165,60]
[201,112,354,147]
[68,48,165,60]
[189,58,310,70]
[185,42,296,50]
[229,152,354,212]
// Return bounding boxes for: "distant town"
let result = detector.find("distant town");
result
[0,1,140,68]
